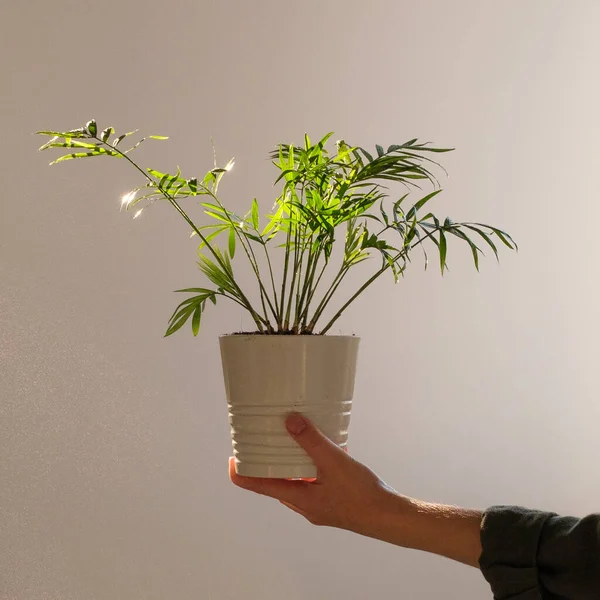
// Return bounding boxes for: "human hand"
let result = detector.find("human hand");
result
[229,412,400,538]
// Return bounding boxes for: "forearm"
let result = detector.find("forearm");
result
[361,490,483,568]
[364,495,600,598]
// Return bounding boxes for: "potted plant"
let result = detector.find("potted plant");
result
[36,120,516,479]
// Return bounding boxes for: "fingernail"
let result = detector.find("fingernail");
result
[286,413,307,435]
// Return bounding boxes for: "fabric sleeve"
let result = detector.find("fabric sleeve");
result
[478,505,600,600]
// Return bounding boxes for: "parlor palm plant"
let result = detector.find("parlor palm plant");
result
[37,120,515,336]
[37,120,516,478]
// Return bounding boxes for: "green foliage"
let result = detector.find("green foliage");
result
[166,288,217,337]
[37,121,517,336]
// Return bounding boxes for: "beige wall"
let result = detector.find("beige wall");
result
[2,1,599,598]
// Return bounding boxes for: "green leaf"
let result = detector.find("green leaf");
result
[168,297,202,312]
[191,304,202,336]
[204,210,231,224]
[165,304,196,337]
[36,129,88,138]
[174,287,215,294]
[100,127,114,143]
[399,139,419,148]
[359,148,374,162]
[148,168,166,179]
[39,140,98,151]
[197,225,228,249]
[415,146,454,153]
[439,229,447,274]
[261,204,284,238]
[448,228,481,271]
[376,144,385,157]
[49,150,117,165]
[228,227,236,258]
[201,203,242,225]
[251,198,259,229]
[379,201,389,225]
[124,136,165,154]
[165,169,181,193]
[213,245,233,275]
[158,173,170,189]
[387,144,404,153]
[187,178,198,194]
[197,254,232,290]
[86,120,97,137]
[203,170,217,189]
[315,132,334,151]
[165,289,217,337]
[486,226,517,250]
[165,315,191,337]
[410,228,430,270]
[149,135,168,140]
[124,190,162,209]
[422,225,440,251]
[113,130,139,146]
[464,225,498,260]
[392,193,410,218]
[406,190,443,220]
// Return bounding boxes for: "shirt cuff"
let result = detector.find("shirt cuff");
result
[478,505,556,600]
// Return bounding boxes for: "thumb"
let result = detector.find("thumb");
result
[285,412,346,471]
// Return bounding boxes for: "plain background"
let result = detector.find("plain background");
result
[1,1,599,598]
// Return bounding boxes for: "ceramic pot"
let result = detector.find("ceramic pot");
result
[219,334,360,478]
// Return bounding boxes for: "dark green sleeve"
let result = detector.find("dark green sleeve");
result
[478,506,600,599]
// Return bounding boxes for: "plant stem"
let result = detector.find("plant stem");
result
[318,265,385,334]
[306,260,350,331]
[279,193,293,326]
[284,247,298,329]
[283,201,302,330]
[201,186,279,328]
[294,234,316,330]
[292,226,312,332]
[262,243,281,328]
[300,251,328,330]
[318,222,451,334]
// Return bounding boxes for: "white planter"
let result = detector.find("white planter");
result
[220,334,360,479]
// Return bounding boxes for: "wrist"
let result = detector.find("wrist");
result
[350,484,412,540]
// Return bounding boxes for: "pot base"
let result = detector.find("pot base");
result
[235,460,317,479]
